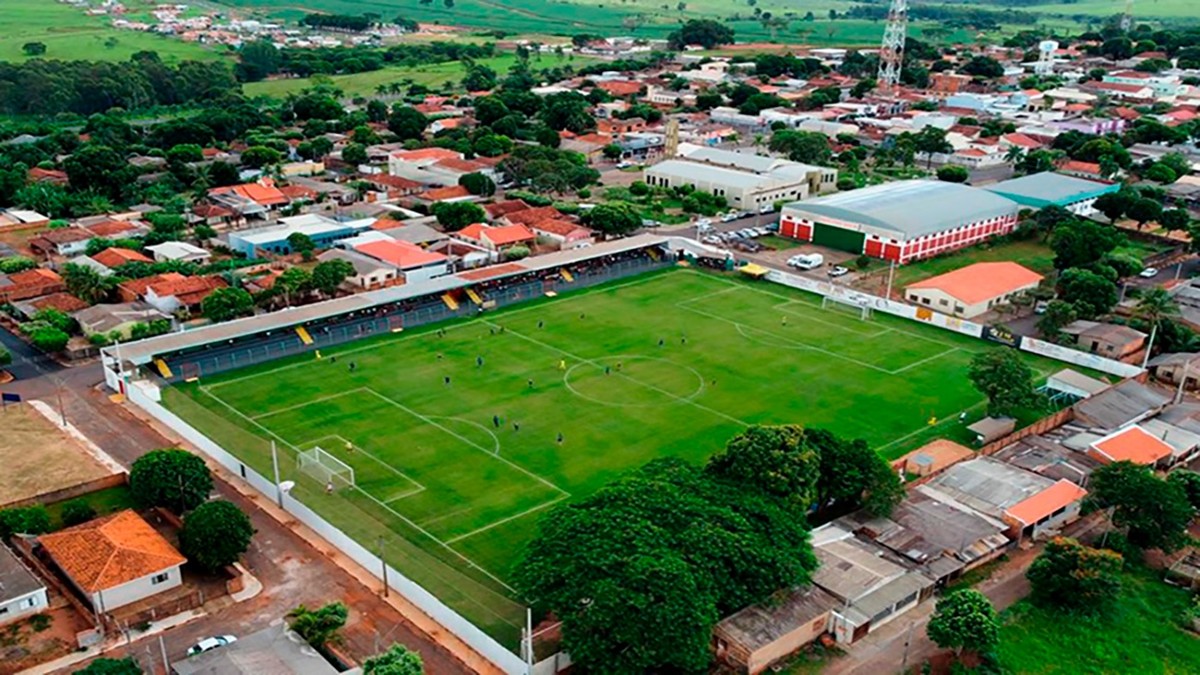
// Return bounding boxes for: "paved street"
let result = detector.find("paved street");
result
[0,329,478,675]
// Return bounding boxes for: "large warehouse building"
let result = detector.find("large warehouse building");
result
[779,181,1022,264]
[983,171,1120,216]
[643,145,837,210]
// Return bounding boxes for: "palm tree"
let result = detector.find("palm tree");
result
[375,84,388,97]
[1136,288,1179,368]
[752,133,765,153]
[1003,146,1025,166]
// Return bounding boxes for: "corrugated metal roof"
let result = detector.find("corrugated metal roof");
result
[984,172,1118,206]
[646,159,784,190]
[783,180,1020,239]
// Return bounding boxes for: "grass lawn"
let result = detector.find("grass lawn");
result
[0,0,223,63]
[43,485,137,530]
[164,268,1070,645]
[997,567,1200,674]
[1025,0,1200,19]
[244,54,595,99]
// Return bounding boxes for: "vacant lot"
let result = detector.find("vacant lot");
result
[167,268,1068,644]
[997,567,1200,674]
[0,403,114,506]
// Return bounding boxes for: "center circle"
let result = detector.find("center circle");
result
[563,355,706,407]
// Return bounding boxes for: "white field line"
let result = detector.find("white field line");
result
[486,320,752,428]
[195,386,518,593]
[890,347,964,374]
[250,389,367,420]
[301,432,427,500]
[362,387,570,498]
[446,496,570,545]
[204,271,675,392]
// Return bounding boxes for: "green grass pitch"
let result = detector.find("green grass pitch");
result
[165,268,1069,644]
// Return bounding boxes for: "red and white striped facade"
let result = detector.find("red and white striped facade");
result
[779,209,1020,264]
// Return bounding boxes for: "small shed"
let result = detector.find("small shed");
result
[891,439,974,477]
[1045,368,1110,402]
[968,417,1016,444]
[713,586,840,674]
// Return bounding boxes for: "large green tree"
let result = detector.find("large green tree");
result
[584,201,642,237]
[388,106,428,140]
[809,429,903,518]
[926,589,999,656]
[705,425,820,510]
[179,500,254,572]
[363,644,424,674]
[1168,470,1200,513]
[768,130,831,165]
[1027,537,1123,614]
[1050,218,1124,270]
[667,19,735,50]
[1058,267,1118,320]
[431,201,485,232]
[513,458,816,673]
[1085,461,1193,552]
[75,657,142,675]
[311,259,355,297]
[968,349,1040,416]
[129,448,214,514]
[201,287,254,322]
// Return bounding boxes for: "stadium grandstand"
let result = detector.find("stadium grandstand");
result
[779,180,1021,264]
[102,235,725,389]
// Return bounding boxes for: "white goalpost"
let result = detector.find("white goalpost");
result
[821,294,873,320]
[298,446,356,489]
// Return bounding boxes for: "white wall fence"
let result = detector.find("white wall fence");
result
[122,380,530,675]
[765,269,1142,378]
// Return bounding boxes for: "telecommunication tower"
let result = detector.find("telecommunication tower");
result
[664,118,680,158]
[1035,40,1059,76]
[1120,0,1133,32]
[877,0,909,92]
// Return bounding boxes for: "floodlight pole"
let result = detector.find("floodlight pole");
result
[884,259,896,300]
[1141,321,1157,370]
[271,440,283,508]
[1175,359,1190,404]
[378,535,389,598]
[159,634,169,675]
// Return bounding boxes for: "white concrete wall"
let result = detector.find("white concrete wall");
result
[91,565,182,611]
[0,588,49,625]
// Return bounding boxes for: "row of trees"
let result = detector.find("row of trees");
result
[514,424,900,672]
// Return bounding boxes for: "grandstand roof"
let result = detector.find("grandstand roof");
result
[107,234,671,365]
[783,181,1020,239]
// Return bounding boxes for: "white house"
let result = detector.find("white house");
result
[0,544,48,626]
[316,248,399,290]
[39,510,186,612]
[145,241,213,264]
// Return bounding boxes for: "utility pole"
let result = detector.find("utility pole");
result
[159,634,170,675]
[378,535,389,597]
[271,440,283,508]
[884,258,897,300]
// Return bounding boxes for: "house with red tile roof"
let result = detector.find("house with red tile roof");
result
[1056,159,1106,180]
[91,247,154,270]
[13,292,89,315]
[27,167,69,186]
[501,206,563,227]
[352,239,448,283]
[85,219,148,240]
[483,200,531,220]
[999,133,1043,151]
[143,275,227,315]
[208,179,290,217]
[905,262,1042,319]
[597,80,643,97]
[38,510,186,611]
[1088,425,1174,467]
[528,219,594,250]
[414,185,474,204]
[0,268,65,303]
[30,227,94,257]
[455,223,536,251]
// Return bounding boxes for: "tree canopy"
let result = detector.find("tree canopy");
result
[513,457,816,673]
[179,500,254,572]
[968,349,1040,416]
[363,644,424,674]
[129,448,214,514]
[1027,537,1123,614]
[667,19,735,50]
[927,589,999,656]
[1085,461,1193,552]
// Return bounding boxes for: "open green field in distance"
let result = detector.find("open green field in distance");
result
[0,0,224,63]
[244,54,597,99]
[1027,0,1200,20]
[997,566,1200,674]
[165,268,1077,644]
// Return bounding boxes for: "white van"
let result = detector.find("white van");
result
[787,253,824,270]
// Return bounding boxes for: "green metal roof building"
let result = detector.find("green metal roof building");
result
[982,172,1120,211]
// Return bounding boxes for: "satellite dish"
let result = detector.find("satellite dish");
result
[279,481,296,493]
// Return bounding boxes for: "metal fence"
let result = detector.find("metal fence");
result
[124,380,530,675]
[168,258,671,381]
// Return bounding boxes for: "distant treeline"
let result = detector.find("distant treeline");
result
[276,42,497,78]
[0,53,238,116]
[300,13,374,32]
[845,3,1039,27]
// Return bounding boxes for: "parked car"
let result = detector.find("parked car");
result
[642,219,661,228]
[702,236,722,245]
[720,212,739,223]
[753,227,769,237]
[759,204,775,214]
[695,218,712,227]
[739,210,754,219]
[765,222,780,232]
[616,161,633,169]
[1139,267,1159,278]
[828,266,850,278]
[188,636,238,657]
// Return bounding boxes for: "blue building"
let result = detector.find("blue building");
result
[227,214,376,257]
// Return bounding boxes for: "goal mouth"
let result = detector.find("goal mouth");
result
[297,446,356,488]
[821,295,874,320]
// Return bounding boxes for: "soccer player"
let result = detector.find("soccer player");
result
[556,432,564,444]
[493,414,501,428]
[537,320,544,329]
[476,355,484,368]
[444,375,451,385]
[558,359,567,371]
[325,481,334,495]
[345,440,353,453]
[527,378,534,389]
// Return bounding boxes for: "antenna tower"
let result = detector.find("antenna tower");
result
[1120,0,1133,32]
[665,118,680,158]
[877,0,909,92]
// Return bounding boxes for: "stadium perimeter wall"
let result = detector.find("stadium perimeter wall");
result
[764,269,1142,378]
[122,378,531,675]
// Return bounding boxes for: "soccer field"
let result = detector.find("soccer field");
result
[164,268,1063,643]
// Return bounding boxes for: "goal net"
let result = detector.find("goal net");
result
[297,446,356,489]
[821,294,873,320]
